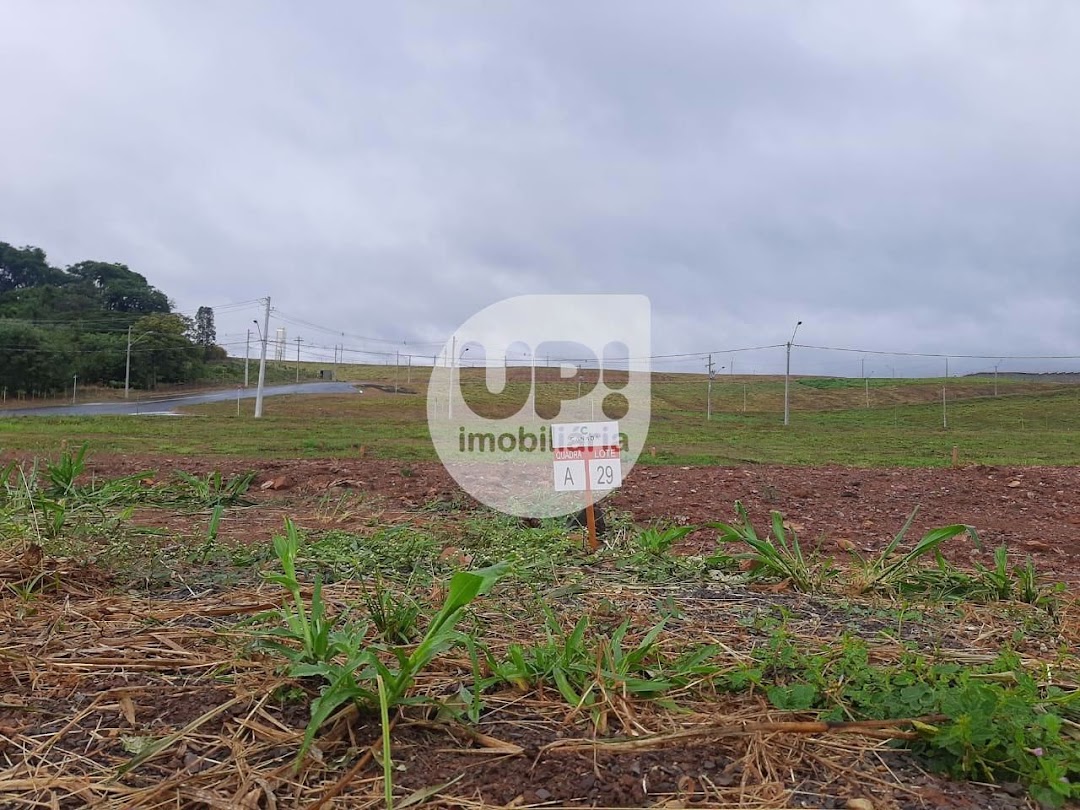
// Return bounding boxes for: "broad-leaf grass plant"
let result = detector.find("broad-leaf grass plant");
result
[255,518,508,767]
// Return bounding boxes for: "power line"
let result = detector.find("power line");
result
[795,343,1080,361]
[271,309,446,347]
[6,312,1080,372]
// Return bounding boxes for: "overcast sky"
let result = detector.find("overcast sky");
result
[2,1,1079,376]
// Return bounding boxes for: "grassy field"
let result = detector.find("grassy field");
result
[1,363,1079,466]
[2,372,1078,807]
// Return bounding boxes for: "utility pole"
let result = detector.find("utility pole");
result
[783,320,802,426]
[943,356,949,429]
[333,344,339,381]
[448,335,456,419]
[407,354,412,383]
[994,360,1000,397]
[296,336,302,383]
[125,325,133,399]
[72,374,77,405]
[124,327,158,399]
[706,354,715,421]
[395,350,399,393]
[245,330,251,387]
[254,297,271,418]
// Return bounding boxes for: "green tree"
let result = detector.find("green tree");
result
[0,281,131,325]
[72,331,127,387]
[0,321,68,394]
[66,261,170,314]
[0,242,68,293]
[126,313,203,389]
[194,306,217,358]
[0,238,208,392]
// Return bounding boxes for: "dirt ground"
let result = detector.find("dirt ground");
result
[2,452,1078,809]
[67,453,1080,587]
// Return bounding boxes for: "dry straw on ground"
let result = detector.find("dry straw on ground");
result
[2,539,1072,809]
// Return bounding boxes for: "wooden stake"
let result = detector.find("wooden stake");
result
[582,456,599,551]
[585,499,598,551]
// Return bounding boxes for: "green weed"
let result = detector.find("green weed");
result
[362,576,422,644]
[0,452,142,546]
[289,561,507,765]
[721,628,1080,807]
[634,524,697,556]
[256,518,360,667]
[914,662,1079,808]
[851,506,980,594]
[255,519,508,767]
[972,545,1065,611]
[300,525,442,582]
[44,441,89,497]
[191,504,225,564]
[312,490,370,524]
[484,612,714,733]
[456,510,580,583]
[163,469,256,509]
[710,502,835,592]
[616,523,707,584]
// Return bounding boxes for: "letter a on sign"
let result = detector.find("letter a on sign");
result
[553,460,582,492]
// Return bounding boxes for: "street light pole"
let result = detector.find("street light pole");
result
[254,297,271,418]
[706,354,714,421]
[783,320,802,426]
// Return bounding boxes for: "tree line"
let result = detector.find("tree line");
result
[0,240,222,396]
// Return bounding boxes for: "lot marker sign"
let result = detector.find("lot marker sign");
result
[552,421,621,549]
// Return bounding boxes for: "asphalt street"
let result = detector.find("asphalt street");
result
[0,382,361,417]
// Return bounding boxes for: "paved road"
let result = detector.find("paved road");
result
[0,382,362,417]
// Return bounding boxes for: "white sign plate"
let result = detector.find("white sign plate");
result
[551,421,621,450]
[552,421,621,492]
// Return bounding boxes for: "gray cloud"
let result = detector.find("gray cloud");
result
[2,1,1079,376]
